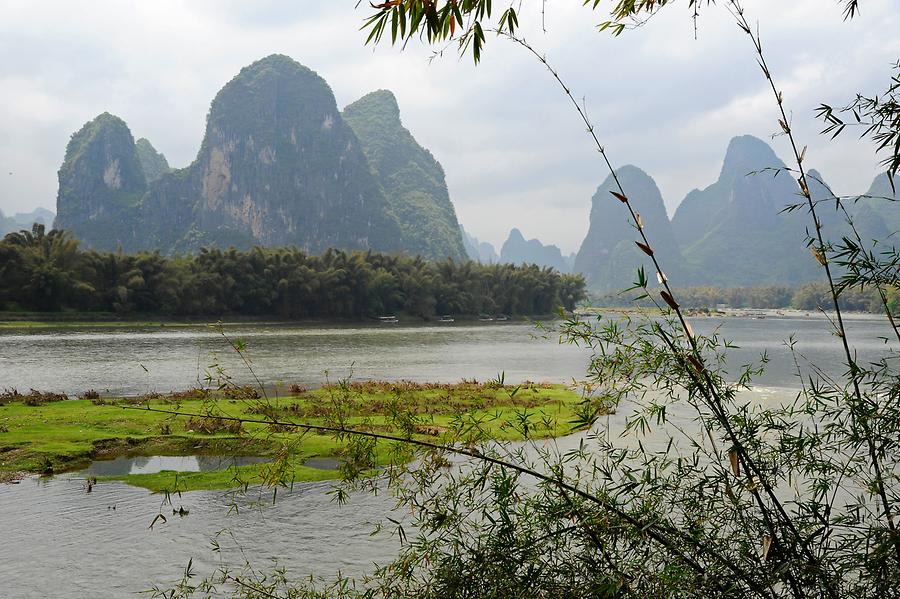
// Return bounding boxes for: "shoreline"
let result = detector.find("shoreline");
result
[0,312,556,329]
[1,307,889,330]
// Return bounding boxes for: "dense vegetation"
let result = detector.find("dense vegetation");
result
[0,224,585,318]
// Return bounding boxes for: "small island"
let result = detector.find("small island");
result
[0,380,591,492]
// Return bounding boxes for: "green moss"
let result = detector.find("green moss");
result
[0,382,590,492]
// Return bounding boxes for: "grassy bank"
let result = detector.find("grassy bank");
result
[0,381,588,492]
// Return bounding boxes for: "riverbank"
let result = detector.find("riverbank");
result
[0,381,588,492]
[0,312,556,329]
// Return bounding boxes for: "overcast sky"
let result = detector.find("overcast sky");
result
[0,1,897,253]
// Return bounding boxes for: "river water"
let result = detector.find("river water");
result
[0,314,896,597]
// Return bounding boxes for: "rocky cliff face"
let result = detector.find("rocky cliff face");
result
[54,113,147,249]
[500,228,570,272]
[56,55,416,254]
[575,165,682,291]
[343,90,466,261]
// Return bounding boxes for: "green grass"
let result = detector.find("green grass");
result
[0,381,588,492]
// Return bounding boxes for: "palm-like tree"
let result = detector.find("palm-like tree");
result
[3,224,87,310]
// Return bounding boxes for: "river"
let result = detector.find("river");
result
[0,314,896,597]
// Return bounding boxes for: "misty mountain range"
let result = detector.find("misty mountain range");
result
[17,54,898,291]
[0,206,54,237]
[574,136,897,291]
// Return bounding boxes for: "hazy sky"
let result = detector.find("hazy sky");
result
[0,1,897,252]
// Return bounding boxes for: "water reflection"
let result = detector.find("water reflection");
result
[303,457,342,471]
[83,455,269,476]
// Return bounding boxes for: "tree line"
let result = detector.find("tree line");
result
[0,224,586,318]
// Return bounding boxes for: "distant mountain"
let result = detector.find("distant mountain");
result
[856,173,900,239]
[54,112,148,248]
[1,207,55,235]
[574,165,682,291]
[56,55,471,255]
[500,228,570,272]
[573,136,900,291]
[343,90,466,261]
[672,136,791,249]
[134,138,170,183]
[461,226,499,263]
[671,136,828,287]
[16,207,55,227]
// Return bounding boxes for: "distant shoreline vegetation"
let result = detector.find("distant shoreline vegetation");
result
[0,225,586,318]
[591,283,900,314]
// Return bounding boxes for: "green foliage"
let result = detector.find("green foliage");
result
[126,2,900,598]
[0,224,88,311]
[817,61,900,181]
[0,231,586,317]
[334,3,900,599]
[362,0,862,62]
[361,0,678,63]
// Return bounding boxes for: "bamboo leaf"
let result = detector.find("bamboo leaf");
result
[660,289,678,310]
[636,241,653,257]
[728,449,740,477]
